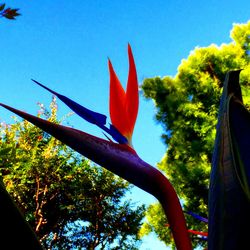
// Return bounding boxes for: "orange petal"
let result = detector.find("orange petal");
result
[108,59,128,136]
[126,44,139,136]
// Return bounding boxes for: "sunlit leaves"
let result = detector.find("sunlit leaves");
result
[231,21,250,58]
[139,203,173,245]
[141,21,250,248]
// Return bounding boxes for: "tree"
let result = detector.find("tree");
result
[140,21,250,248]
[0,97,145,249]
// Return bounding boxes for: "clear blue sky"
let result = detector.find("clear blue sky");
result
[1,1,250,249]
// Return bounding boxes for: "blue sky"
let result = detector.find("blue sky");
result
[1,1,250,249]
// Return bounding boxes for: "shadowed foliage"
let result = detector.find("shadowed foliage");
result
[0,3,20,19]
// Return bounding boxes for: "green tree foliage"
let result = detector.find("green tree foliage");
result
[0,98,145,250]
[140,21,250,248]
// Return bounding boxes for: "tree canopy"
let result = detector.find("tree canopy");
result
[0,98,145,249]
[140,21,250,248]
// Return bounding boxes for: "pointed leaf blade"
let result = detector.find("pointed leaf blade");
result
[208,70,250,249]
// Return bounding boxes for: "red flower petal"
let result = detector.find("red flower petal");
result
[126,44,139,136]
[108,59,128,136]
[108,45,139,146]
